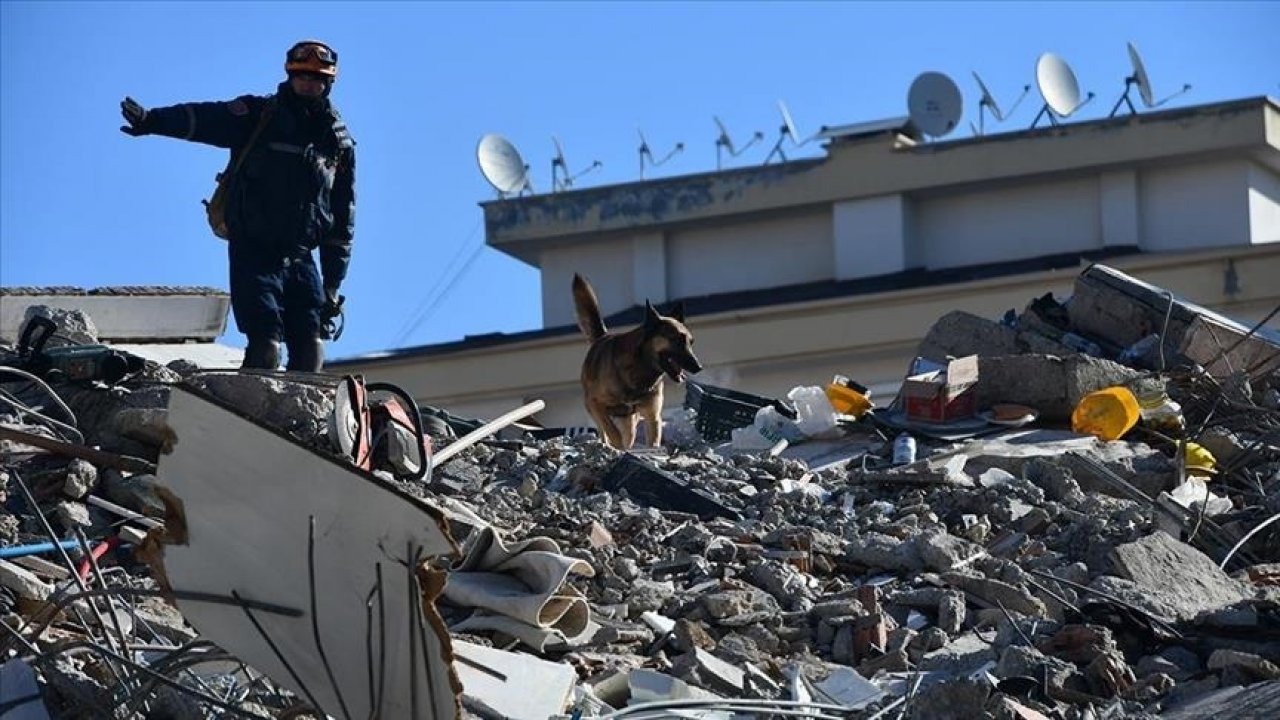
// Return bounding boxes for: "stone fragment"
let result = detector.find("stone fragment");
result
[1109,531,1251,621]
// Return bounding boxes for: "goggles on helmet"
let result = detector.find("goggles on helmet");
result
[285,41,338,78]
[288,43,337,65]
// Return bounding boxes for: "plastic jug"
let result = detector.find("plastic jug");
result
[1071,386,1140,441]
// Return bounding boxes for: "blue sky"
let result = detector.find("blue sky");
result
[2,1,1276,360]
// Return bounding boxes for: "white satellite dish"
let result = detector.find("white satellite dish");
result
[477,134,532,197]
[1031,52,1095,128]
[764,100,815,164]
[550,135,601,192]
[907,71,963,139]
[638,128,683,180]
[1109,42,1191,117]
[970,71,1030,136]
[712,115,764,170]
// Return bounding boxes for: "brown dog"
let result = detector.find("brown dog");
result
[573,273,702,449]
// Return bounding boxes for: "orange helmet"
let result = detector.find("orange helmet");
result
[285,40,338,79]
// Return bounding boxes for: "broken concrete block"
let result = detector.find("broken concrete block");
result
[996,645,1076,688]
[938,592,967,634]
[1037,624,1119,664]
[1207,649,1280,681]
[942,571,1049,618]
[61,458,97,499]
[975,354,1139,422]
[919,632,998,675]
[53,500,91,532]
[845,532,923,573]
[906,677,991,720]
[1108,531,1251,621]
[673,618,716,652]
[916,311,1071,363]
[0,560,53,601]
[110,407,172,448]
[917,531,983,572]
[673,647,745,696]
[1085,651,1135,697]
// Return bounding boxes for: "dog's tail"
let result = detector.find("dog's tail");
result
[572,273,607,342]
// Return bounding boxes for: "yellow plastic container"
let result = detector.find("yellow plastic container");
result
[825,379,872,417]
[1072,386,1140,441]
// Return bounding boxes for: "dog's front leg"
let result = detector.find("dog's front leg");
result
[587,402,625,449]
[618,413,640,450]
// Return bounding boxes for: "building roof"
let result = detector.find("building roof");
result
[482,96,1280,264]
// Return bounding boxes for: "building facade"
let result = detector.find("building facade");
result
[332,97,1280,428]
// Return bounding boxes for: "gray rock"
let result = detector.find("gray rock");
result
[942,571,1048,618]
[110,407,172,448]
[22,306,98,345]
[62,458,97,499]
[54,500,91,532]
[937,592,966,635]
[1109,531,1251,622]
[996,645,1076,687]
[846,532,923,573]
[917,531,983,572]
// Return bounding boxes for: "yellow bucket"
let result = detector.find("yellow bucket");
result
[825,382,872,417]
[1072,386,1140,441]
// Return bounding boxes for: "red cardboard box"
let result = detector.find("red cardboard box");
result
[902,355,979,423]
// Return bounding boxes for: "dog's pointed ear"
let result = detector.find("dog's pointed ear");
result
[644,300,661,331]
[666,301,686,323]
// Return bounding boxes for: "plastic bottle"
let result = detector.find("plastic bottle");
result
[893,433,917,465]
[1136,385,1184,433]
[1060,332,1103,357]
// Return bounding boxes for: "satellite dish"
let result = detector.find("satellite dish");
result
[712,115,764,170]
[764,100,815,165]
[638,128,683,180]
[1109,42,1191,117]
[550,135,601,192]
[1031,53,1095,128]
[476,134,532,197]
[970,71,1030,136]
[907,71,963,139]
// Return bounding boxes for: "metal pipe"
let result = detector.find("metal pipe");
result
[0,539,81,559]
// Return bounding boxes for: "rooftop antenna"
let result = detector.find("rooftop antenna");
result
[1108,42,1191,117]
[638,128,684,180]
[713,115,764,170]
[1030,52,1095,128]
[764,100,815,164]
[906,71,963,141]
[550,136,601,192]
[969,71,1030,136]
[476,133,533,198]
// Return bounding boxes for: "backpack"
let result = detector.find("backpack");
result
[203,98,276,240]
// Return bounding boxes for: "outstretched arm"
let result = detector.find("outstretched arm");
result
[119,95,263,149]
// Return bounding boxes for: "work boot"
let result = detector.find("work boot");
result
[242,337,280,370]
[286,337,325,373]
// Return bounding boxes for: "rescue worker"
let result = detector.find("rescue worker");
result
[119,40,355,372]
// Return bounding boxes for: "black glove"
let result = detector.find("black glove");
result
[120,97,150,136]
[320,287,345,341]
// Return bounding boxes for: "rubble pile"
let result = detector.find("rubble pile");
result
[2,265,1279,719]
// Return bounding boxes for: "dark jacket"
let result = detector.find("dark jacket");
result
[142,82,356,290]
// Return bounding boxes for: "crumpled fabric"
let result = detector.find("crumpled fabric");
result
[435,499,595,649]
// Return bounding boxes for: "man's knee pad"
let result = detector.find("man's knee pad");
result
[243,337,281,370]
[286,337,325,373]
